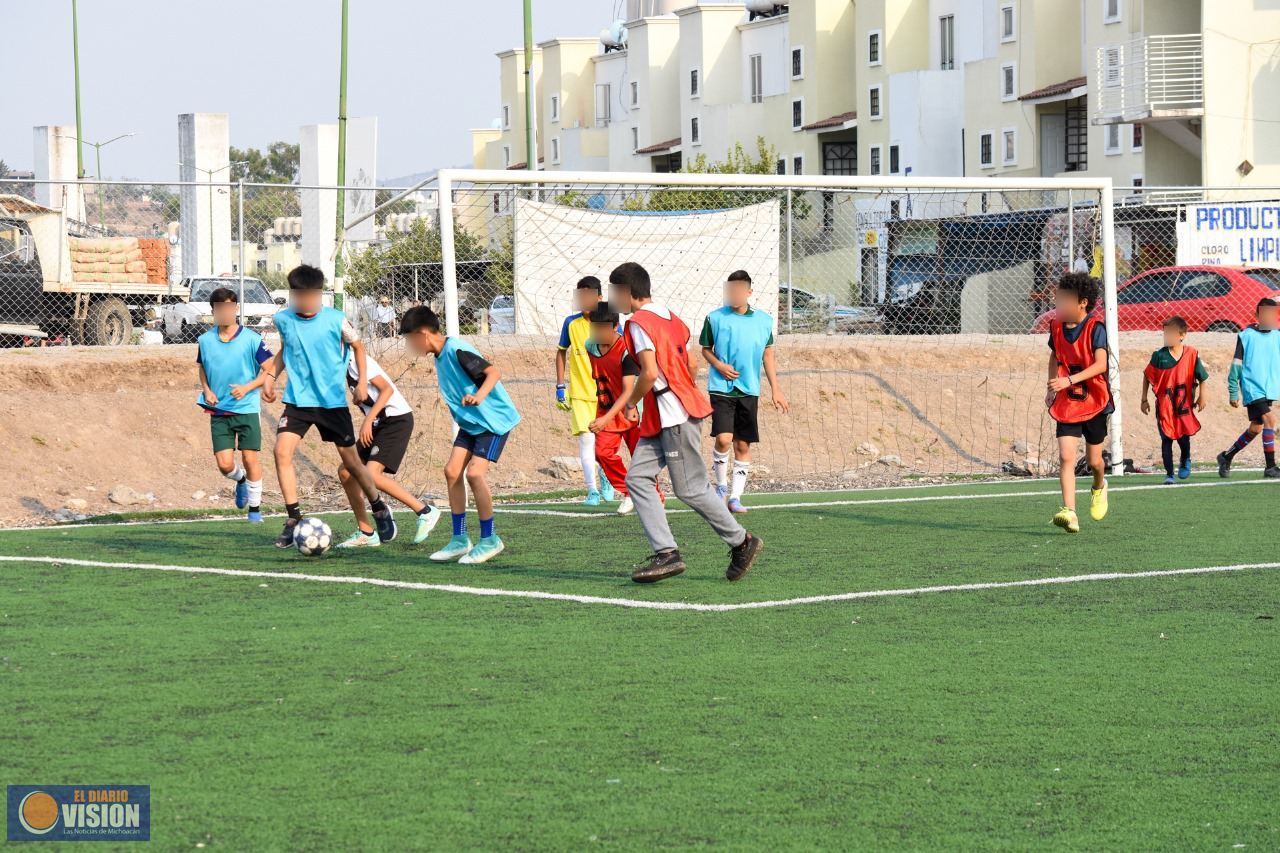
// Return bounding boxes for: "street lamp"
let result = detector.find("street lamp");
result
[178,160,247,276]
[59,131,137,227]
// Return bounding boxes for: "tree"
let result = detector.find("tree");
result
[229,142,299,184]
[0,160,10,179]
[227,142,302,242]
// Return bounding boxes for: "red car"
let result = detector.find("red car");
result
[1032,265,1280,333]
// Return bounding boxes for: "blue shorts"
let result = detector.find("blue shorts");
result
[453,429,510,462]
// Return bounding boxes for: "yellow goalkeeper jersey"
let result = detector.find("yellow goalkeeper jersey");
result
[558,312,598,401]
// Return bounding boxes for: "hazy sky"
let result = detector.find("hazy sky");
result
[2,1,612,183]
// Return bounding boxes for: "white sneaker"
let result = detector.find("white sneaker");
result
[617,495,634,515]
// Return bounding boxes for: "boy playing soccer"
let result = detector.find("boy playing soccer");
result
[267,264,397,547]
[1217,297,1280,479]
[1141,316,1208,484]
[335,351,442,547]
[1045,273,1112,533]
[585,304,653,516]
[196,287,274,522]
[700,269,789,513]
[555,276,613,505]
[610,261,763,584]
[400,306,521,564]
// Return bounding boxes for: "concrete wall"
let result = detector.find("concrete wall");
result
[1200,0,1280,188]
[299,123,337,284]
[32,125,85,221]
[177,113,231,277]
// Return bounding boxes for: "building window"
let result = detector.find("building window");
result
[869,145,882,176]
[889,144,900,174]
[939,15,955,70]
[1105,123,1121,154]
[1104,0,1121,24]
[750,54,764,103]
[501,104,511,129]
[793,155,803,175]
[868,30,882,65]
[1000,63,1017,101]
[690,68,700,98]
[868,86,882,120]
[791,99,804,129]
[823,141,857,176]
[631,127,639,152]
[690,116,701,145]
[550,95,559,122]
[791,46,804,80]
[1131,174,1144,194]
[777,158,786,175]
[1103,46,1121,87]
[979,131,993,168]
[551,137,560,164]
[1000,4,1016,41]
[1002,128,1016,164]
[1131,123,1143,152]
[1065,97,1088,171]
[630,81,639,107]
[594,84,612,126]
[502,145,511,167]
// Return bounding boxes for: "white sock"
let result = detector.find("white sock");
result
[730,460,750,501]
[712,449,730,489]
[246,479,263,508]
[578,432,598,491]
[224,461,245,482]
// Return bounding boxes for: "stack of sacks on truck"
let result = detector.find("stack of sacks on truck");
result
[136,238,169,284]
[69,236,150,285]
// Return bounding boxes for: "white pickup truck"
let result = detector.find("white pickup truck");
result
[160,276,285,343]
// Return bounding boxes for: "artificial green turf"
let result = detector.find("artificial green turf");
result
[2,476,1278,850]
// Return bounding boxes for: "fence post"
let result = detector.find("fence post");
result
[437,171,461,337]
[1099,179,1124,474]
[786,187,793,333]
[1066,188,1074,273]
[237,178,245,324]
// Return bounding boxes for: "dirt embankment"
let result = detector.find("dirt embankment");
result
[0,333,1249,525]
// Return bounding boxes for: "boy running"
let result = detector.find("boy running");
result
[267,264,397,547]
[1217,297,1280,479]
[585,304,652,516]
[1045,273,1112,533]
[335,351,443,548]
[700,269,789,513]
[400,306,521,564]
[1141,316,1208,484]
[196,287,274,522]
[555,276,612,505]
[609,262,763,584]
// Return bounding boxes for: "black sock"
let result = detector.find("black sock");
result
[1268,451,1276,469]
[359,523,375,535]
[286,502,302,521]
[370,498,388,514]
[417,506,432,516]
[1161,437,1174,477]
[249,504,260,514]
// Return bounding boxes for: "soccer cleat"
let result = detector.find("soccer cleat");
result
[430,534,473,562]
[247,510,264,523]
[1090,485,1109,521]
[1265,466,1280,479]
[727,532,763,582]
[459,535,505,564]
[727,498,748,514]
[632,550,686,584]
[1052,507,1080,533]
[337,529,381,548]
[372,505,398,543]
[274,518,299,548]
[599,476,616,503]
[413,505,442,544]
[234,478,249,509]
[1217,451,1232,478]
[1178,459,1192,480]
[617,495,634,515]
[1163,475,1177,485]
[584,490,602,507]
[715,484,728,501]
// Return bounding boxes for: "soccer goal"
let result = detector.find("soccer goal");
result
[350,170,1123,488]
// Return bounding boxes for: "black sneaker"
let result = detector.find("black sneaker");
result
[1217,451,1233,478]
[726,532,763,582]
[1265,466,1280,479]
[631,550,686,584]
[275,518,299,549]
[372,505,398,542]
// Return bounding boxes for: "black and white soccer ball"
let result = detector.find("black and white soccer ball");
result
[293,517,333,557]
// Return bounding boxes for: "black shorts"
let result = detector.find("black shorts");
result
[710,394,760,444]
[359,412,414,475]
[279,404,356,447]
[1246,398,1274,424]
[1055,410,1109,445]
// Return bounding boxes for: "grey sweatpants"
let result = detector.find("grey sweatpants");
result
[626,416,747,554]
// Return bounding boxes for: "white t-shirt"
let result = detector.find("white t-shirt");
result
[347,353,412,418]
[627,303,691,429]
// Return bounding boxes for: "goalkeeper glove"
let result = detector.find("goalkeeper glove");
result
[556,384,572,411]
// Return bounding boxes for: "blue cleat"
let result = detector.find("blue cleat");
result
[430,534,473,562]
[372,505,398,543]
[459,535,505,565]
[584,490,602,507]
[599,473,616,503]
[1163,475,1176,485]
[1178,459,1191,479]
[234,478,249,509]
[727,498,748,514]
[247,510,264,523]
[413,505,442,544]
[336,529,380,548]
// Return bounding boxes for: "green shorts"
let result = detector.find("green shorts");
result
[209,412,263,453]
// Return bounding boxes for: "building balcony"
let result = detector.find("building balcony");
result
[1094,34,1203,125]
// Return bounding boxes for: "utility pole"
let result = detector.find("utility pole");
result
[523,0,537,172]
[334,0,350,307]
[71,0,85,178]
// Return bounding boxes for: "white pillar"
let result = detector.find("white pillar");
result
[33,125,85,221]
[344,116,379,244]
[177,113,231,277]
[300,123,338,284]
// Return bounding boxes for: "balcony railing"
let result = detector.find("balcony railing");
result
[1094,34,1203,124]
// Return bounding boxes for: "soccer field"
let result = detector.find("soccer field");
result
[3,474,1278,850]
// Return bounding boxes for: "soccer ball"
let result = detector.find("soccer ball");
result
[293,517,333,557]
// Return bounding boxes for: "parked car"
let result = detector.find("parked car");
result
[487,294,515,334]
[777,285,876,334]
[1031,265,1280,333]
[162,277,283,343]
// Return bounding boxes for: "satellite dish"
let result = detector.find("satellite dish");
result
[600,20,627,49]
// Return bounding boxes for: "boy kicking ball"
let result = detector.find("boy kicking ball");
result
[335,350,442,548]
[400,306,521,565]
[196,287,274,522]
[1045,273,1113,533]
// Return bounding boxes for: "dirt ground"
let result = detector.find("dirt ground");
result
[0,332,1251,525]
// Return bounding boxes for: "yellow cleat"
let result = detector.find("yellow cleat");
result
[1090,484,1109,521]
[1052,506,1080,533]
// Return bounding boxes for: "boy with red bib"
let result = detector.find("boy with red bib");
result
[609,262,763,583]
[585,304,653,516]
[1141,316,1208,484]
[1046,273,1112,533]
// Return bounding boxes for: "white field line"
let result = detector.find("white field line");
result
[0,555,1275,612]
[0,476,1272,533]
